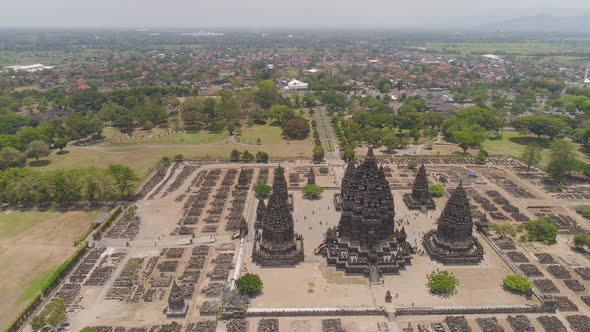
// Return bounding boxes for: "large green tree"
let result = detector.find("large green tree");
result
[107,164,139,198]
[26,140,50,162]
[546,139,578,180]
[520,143,543,175]
[512,115,570,139]
[255,80,281,109]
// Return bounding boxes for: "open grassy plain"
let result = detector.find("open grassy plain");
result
[0,210,99,329]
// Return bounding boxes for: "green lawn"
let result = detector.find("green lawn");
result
[482,130,590,166]
[0,211,60,239]
[239,124,308,145]
[0,210,98,240]
[16,270,53,304]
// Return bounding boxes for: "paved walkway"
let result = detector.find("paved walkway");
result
[312,107,344,166]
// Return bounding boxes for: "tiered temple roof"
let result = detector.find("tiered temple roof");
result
[252,166,304,266]
[423,181,484,265]
[320,148,413,281]
[403,163,436,210]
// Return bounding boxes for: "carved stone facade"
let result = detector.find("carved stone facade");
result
[252,166,304,266]
[423,181,484,265]
[403,163,436,210]
[319,148,413,281]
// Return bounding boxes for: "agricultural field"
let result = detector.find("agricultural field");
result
[0,210,99,329]
[424,41,590,56]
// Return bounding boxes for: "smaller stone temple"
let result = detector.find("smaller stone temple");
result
[252,166,304,266]
[166,281,188,317]
[236,168,250,189]
[307,167,316,185]
[423,181,484,265]
[403,163,436,210]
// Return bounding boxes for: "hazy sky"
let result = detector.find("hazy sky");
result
[1,0,589,29]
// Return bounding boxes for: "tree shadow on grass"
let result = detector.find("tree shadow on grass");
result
[28,160,51,167]
[508,136,551,149]
[56,150,70,155]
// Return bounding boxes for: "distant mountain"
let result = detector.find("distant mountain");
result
[477,14,590,34]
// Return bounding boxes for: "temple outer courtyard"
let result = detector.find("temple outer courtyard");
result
[17,157,590,332]
[244,189,533,309]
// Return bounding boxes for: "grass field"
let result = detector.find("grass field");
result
[482,130,590,166]
[0,210,99,329]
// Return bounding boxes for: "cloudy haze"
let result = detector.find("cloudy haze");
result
[1,0,589,29]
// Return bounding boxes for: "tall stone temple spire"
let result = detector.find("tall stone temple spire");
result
[422,181,484,265]
[403,163,436,210]
[166,280,188,317]
[252,166,304,266]
[319,150,413,281]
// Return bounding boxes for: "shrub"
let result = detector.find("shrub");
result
[254,183,272,197]
[524,217,558,244]
[408,161,418,170]
[302,184,323,199]
[174,154,184,161]
[573,234,590,251]
[255,151,269,163]
[503,275,532,295]
[230,149,241,162]
[236,273,263,296]
[576,205,590,218]
[427,270,459,294]
[490,222,517,238]
[313,145,324,162]
[428,184,445,197]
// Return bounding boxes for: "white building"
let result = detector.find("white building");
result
[482,54,503,62]
[285,79,308,91]
[5,64,54,73]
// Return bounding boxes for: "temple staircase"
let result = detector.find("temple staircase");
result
[369,265,379,284]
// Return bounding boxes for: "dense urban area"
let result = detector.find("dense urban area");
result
[1,28,590,332]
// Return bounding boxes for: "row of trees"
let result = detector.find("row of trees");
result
[230,149,269,163]
[0,164,138,206]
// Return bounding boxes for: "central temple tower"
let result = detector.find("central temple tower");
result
[319,148,413,281]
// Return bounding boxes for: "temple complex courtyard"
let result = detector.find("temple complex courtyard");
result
[19,156,590,332]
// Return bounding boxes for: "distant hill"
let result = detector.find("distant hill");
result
[477,14,590,34]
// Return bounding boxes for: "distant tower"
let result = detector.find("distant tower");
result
[403,164,436,210]
[166,280,188,317]
[422,181,484,265]
[307,167,316,185]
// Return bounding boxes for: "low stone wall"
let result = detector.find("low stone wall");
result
[395,303,555,317]
[247,307,385,318]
